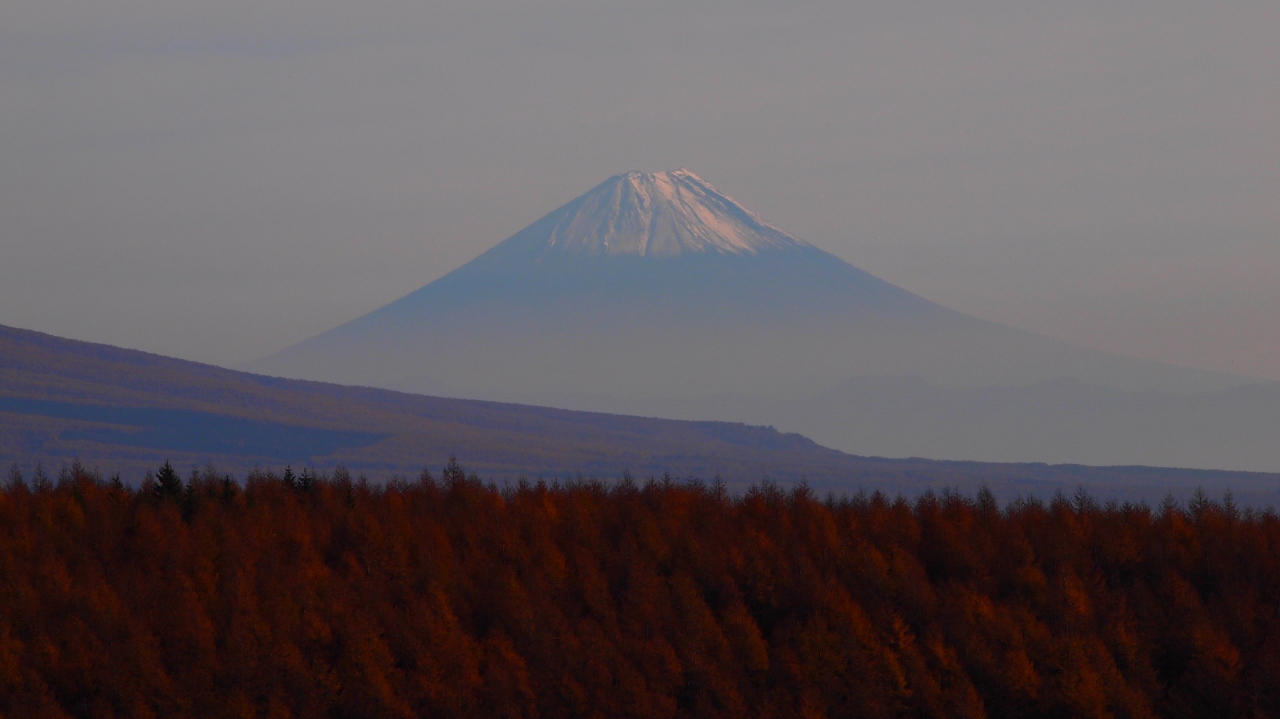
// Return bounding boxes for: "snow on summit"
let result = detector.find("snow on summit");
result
[529,170,808,258]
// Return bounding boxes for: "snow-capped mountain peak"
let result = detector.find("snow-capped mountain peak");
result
[528,169,808,258]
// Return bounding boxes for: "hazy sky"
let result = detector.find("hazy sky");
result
[3,1,1278,379]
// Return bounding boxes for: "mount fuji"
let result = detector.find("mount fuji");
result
[246,170,1278,470]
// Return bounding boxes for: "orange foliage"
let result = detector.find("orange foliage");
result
[1,462,1279,718]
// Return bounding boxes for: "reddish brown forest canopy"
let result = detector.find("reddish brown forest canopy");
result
[1,463,1279,718]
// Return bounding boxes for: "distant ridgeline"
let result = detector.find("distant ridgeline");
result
[4,323,1280,504]
[1,462,1278,717]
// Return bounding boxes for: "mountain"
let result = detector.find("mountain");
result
[0,323,846,485]
[246,170,1276,470]
[5,323,1280,504]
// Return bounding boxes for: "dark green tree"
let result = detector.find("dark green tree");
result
[221,474,238,506]
[154,460,183,500]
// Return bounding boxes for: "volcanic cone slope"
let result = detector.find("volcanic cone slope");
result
[249,170,1236,402]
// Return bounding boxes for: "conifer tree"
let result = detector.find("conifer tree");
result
[221,474,238,505]
[31,462,50,491]
[5,462,24,491]
[443,456,465,484]
[154,460,182,500]
[181,467,199,517]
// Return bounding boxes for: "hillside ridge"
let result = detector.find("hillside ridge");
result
[5,323,1279,504]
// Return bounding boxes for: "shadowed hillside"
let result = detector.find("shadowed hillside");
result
[3,323,1280,504]
[0,324,852,485]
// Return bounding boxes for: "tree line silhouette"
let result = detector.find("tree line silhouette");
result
[1,460,1278,718]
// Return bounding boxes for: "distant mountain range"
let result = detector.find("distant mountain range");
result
[4,323,1278,504]
[246,170,1280,471]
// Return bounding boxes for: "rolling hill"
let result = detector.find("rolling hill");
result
[4,323,1279,504]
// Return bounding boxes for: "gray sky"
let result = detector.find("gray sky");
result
[3,1,1278,379]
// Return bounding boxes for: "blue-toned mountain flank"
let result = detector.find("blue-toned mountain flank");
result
[246,170,1277,470]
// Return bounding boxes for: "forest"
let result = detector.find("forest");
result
[1,460,1278,718]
